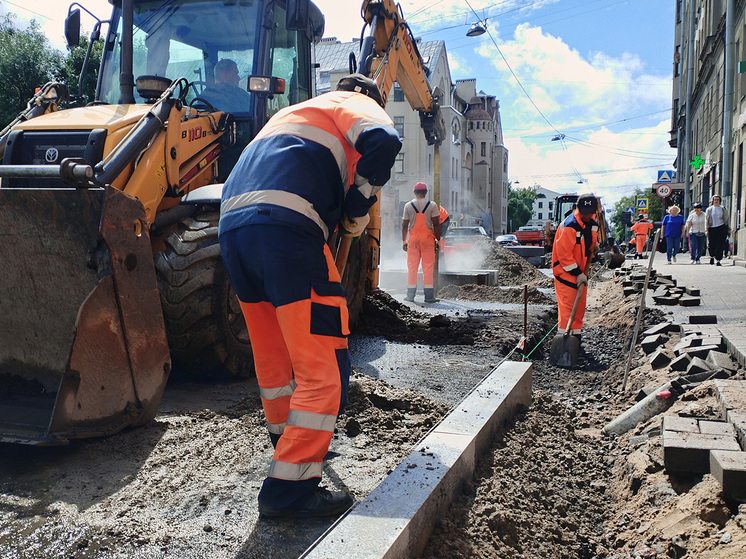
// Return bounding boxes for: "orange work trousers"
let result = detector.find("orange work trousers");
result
[555,278,586,335]
[219,224,350,510]
[407,213,436,288]
[635,234,647,254]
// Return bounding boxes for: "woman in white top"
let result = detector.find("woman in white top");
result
[705,194,730,266]
[685,203,707,264]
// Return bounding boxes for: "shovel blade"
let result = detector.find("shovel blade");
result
[549,334,580,368]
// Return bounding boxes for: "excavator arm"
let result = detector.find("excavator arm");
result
[360,0,444,145]
[334,1,444,291]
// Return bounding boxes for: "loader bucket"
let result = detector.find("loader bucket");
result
[0,186,171,445]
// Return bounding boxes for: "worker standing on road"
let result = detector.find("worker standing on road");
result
[552,193,599,344]
[630,214,653,259]
[219,74,401,518]
[402,182,441,303]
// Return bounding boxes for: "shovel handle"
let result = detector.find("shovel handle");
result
[564,282,585,336]
[335,235,352,277]
[564,261,590,336]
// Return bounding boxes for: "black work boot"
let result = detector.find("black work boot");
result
[424,288,438,303]
[404,287,416,302]
[259,487,353,518]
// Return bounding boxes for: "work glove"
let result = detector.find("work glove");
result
[339,213,370,237]
[402,241,408,252]
[576,273,588,286]
[434,239,441,252]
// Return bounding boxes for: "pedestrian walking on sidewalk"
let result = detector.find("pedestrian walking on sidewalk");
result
[402,182,441,303]
[219,74,401,518]
[686,203,706,263]
[661,205,685,264]
[706,194,730,266]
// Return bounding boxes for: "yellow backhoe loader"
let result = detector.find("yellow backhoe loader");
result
[0,0,442,445]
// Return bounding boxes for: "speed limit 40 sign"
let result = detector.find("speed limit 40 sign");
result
[656,184,672,198]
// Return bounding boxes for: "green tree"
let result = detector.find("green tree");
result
[0,15,64,126]
[61,34,104,106]
[507,183,537,231]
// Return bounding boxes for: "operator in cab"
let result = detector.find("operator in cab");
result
[218,74,401,519]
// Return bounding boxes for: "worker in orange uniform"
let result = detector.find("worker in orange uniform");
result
[402,182,441,303]
[630,214,653,259]
[219,74,401,518]
[552,193,599,345]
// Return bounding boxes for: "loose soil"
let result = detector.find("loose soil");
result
[437,284,555,305]
[423,274,746,558]
[3,261,746,558]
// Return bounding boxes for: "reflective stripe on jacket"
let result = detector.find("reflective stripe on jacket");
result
[219,90,401,240]
[552,208,598,288]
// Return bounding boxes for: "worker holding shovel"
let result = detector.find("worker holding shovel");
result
[550,193,599,366]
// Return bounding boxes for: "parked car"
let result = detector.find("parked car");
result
[445,226,489,245]
[495,234,520,246]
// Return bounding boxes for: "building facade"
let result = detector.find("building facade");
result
[313,38,509,244]
[524,186,569,228]
[671,0,746,257]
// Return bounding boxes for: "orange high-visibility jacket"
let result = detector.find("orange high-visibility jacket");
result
[552,208,599,288]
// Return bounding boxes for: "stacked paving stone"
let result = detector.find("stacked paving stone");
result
[662,381,746,500]
[616,266,701,307]
[654,335,746,500]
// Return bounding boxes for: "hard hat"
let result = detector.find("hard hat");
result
[413,182,428,192]
[336,74,384,108]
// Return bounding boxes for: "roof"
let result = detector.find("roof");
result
[314,39,444,93]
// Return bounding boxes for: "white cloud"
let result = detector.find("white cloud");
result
[471,22,673,207]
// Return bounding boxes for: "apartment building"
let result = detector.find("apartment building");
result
[314,38,509,244]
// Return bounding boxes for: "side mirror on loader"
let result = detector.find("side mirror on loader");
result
[285,0,309,30]
[65,8,81,48]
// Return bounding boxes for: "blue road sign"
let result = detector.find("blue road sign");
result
[625,207,634,213]
[657,170,673,183]
[636,198,648,210]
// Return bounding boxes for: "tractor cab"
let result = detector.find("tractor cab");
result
[70,0,324,178]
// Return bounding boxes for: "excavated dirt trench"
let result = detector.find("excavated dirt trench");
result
[3,239,745,558]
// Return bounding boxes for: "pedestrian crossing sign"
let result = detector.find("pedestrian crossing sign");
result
[657,170,673,183]
[636,198,648,210]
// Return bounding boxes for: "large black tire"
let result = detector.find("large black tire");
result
[154,211,253,379]
[331,230,369,330]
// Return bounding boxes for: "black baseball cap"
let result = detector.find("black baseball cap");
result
[692,202,702,208]
[577,193,598,214]
[336,74,385,108]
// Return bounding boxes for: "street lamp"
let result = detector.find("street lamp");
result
[466,20,487,37]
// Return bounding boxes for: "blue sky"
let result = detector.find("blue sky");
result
[2,0,676,208]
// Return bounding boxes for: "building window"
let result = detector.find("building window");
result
[549,201,554,210]
[481,142,486,157]
[538,212,543,220]
[393,84,404,102]
[394,116,405,137]
[503,154,508,172]
[538,201,543,208]
[394,153,404,173]
[469,122,473,130]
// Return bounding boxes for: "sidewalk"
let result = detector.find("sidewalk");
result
[639,253,746,366]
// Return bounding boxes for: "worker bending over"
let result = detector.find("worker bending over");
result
[219,74,401,518]
[630,214,653,259]
[402,181,441,303]
[552,193,599,344]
